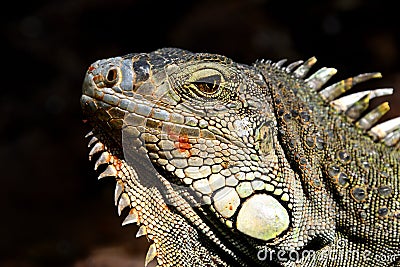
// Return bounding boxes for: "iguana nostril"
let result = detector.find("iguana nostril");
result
[105,68,119,86]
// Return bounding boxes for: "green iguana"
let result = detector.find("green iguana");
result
[81,48,400,266]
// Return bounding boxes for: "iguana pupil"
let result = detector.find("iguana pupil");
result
[191,74,221,94]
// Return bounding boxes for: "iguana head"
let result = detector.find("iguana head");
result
[81,48,300,243]
[81,48,400,266]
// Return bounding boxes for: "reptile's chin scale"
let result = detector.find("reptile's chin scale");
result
[82,48,400,267]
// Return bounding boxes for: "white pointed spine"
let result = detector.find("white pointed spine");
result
[144,243,157,267]
[114,180,124,206]
[356,102,390,130]
[117,193,131,216]
[94,151,111,170]
[383,129,400,146]
[286,60,303,73]
[305,67,337,91]
[122,209,139,226]
[293,56,317,78]
[319,72,382,102]
[369,117,400,140]
[88,136,99,147]
[274,59,287,67]
[98,164,117,179]
[85,131,94,138]
[344,93,370,122]
[136,225,147,237]
[89,142,104,161]
[331,88,393,112]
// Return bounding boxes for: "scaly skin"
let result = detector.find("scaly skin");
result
[81,48,400,266]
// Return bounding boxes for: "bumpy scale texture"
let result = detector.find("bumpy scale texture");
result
[81,48,400,266]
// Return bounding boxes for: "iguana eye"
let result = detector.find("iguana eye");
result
[191,74,221,94]
[187,68,224,96]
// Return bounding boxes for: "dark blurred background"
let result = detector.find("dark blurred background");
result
[2,0,399,266]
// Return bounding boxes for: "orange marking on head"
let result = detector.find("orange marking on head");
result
[176,134,192,152]
[88,66,95,72]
